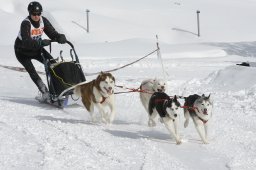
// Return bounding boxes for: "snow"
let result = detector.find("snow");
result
[1,0,256,169]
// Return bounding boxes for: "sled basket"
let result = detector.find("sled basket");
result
[49,61,85,96]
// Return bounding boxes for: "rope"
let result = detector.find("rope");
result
[51,47,158,98]
[114,85,188,100]
[83,48,159,76]
[114,85,154,95]
[49,67,74,87]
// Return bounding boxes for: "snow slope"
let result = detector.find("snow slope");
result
[1,0,256,169]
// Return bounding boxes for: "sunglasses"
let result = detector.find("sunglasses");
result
[31,12,41,16]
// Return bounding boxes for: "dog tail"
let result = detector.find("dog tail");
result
[74,85,81,97]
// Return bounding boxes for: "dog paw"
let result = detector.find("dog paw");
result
[101,113,110,124]
[148,120,156,127]
[202,140,209,144]
[91,118,97,123]
[101,117,110,124]
[159,118,164,123]
[176,140,182,145]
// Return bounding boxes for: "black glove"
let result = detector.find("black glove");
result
[57,34,67,44]
[41,39,51,46]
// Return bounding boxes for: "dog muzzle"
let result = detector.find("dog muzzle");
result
[104,87,113,95]
[203,108,208,115]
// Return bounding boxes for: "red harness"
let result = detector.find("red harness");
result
[180,105,208,124]
[100,96,107,104]
[154,98,169,103]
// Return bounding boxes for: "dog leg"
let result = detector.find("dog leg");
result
[192,118,209,144]
[184,109,190,128]
[88,104,97,122]
[89,112,97,122]
[97,104,109,124]
[102,111,109,124]
[148,111,157,127]
[162,117,181,145]
[140,94,150,112]
[108,110,116,124]
[204,123,209,143]
[90,103,106,123]
[174,118,179,137]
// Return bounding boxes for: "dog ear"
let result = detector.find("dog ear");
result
[96,72,105,82]
[207,93,211,99]
[173,95,177,101]
[207,93,213,103]
[111,74,116,83]
[163,99,169,108]
[202,94,205,97]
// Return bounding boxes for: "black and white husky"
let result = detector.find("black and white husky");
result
[183,94,213,144]
[148,92,182,145]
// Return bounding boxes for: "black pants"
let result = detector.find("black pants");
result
[15,48,54,93]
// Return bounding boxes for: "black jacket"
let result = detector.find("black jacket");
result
[14,16,60,57]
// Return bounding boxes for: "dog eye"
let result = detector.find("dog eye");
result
[201,103,204,106]
[175,108,178,110]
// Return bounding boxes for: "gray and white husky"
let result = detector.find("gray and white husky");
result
[183,94,213,144]
[139,78,167,112]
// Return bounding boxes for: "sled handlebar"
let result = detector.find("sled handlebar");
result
[49,40,74,49]
[45,40,80,63]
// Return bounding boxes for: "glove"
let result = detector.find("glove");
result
[41,39,51,46]
[57,34,67,44]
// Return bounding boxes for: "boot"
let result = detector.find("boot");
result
[36,80,50,102]
[37,80,48,93]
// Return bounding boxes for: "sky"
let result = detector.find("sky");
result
[0,0,256,170]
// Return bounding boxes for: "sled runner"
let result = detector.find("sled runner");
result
[39,40,86,108]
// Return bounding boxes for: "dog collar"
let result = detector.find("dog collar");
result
[100,96,107,104]
[92,93,108,104]
[198,116,208,124]
[181,105,208,124]
[194,106,208,124]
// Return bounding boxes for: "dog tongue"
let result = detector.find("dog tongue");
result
[105,88,112,94]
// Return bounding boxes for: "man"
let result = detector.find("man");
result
[14,1,67,101]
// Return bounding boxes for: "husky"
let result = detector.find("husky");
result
[148,92,182,145]
[183,94,213,144]
[74,72,116,124]
[140,78,167,112]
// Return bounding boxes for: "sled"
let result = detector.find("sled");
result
[41,40,86,108]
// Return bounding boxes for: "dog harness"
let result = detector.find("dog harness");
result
[181,105,208,124]
[92,94,108,104]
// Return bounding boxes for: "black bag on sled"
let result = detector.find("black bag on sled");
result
[49,62,86,96]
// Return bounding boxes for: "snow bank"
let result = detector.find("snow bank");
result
[203,65,256,91]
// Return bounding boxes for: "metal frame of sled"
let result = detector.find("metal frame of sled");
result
[41,40,86,108]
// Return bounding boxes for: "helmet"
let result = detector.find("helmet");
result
[27,1,43,14]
